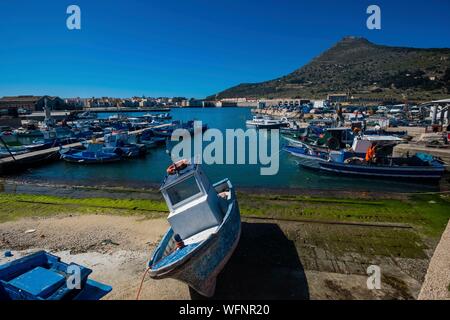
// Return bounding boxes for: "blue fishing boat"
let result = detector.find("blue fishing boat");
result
[0,251,111,300]
[103,132,146,158]
[152,120,208,137]
[316,155,445,180]
[139,130,166,149]
[283,126,408,151]
[284,136,445,181]
[60,143,122,164]
[148,160,241,297]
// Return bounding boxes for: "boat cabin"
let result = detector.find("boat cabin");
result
[324,128,355,148]
[352,135,404,156]
[104,132,131,146]
[308,119,336,128]
[160,163,225,242]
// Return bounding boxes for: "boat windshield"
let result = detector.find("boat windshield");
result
[166,176,202,206]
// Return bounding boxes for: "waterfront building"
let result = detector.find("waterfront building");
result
[0,95,65,112]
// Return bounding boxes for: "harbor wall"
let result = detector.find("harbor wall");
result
[418,221,450,300]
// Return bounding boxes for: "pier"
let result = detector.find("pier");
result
[0,123,171,175]
[20,107,171,121]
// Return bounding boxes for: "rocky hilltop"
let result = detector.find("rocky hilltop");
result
[212,37,450,101]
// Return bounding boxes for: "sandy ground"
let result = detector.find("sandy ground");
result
[0,214,433,300]
[0,215,186,300]
[419,221,450,300]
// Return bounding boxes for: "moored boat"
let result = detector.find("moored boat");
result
[246,116,288,129]
[60,143,122,164]
[103,132,146,157]
[148,160,241,297]
[284,136,445,181]
[139,130,166,148]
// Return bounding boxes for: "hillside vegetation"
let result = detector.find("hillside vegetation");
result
[214,37,450,101]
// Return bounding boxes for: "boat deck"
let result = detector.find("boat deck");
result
[393,143,450,170]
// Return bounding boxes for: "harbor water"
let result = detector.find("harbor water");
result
[10,108,442,192]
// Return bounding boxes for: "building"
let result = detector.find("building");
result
[327,93,349,103]
[258,99,310,108]
[187,99,205,108]
[0,95,66,112]
[64,98,86,110]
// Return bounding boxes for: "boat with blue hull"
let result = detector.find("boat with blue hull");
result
[0,251,111,300]
[148,161,241,297]
[317,158,445,180]
[139,129,167,149]
[152,120,208,137]
[60,143,122,164]
[284,136,445,181]
[103,132,146,158]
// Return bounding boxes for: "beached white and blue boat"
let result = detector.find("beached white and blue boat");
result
[148,160,241,297]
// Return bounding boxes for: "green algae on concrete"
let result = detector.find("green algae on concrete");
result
[0,193,167,222]
[1,191,449,237]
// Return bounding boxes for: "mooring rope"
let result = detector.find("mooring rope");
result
[135,267,151,300]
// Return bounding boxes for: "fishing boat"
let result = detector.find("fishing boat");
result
[0,251,111,300]
[0,146,30,159]
[127,117,150,130]
[139,130,166,149]
[108,114,121,121]
[155,112,172,120]
[103,132,146,157]
[60,143,122,164]
[284,136,445,181]
[148,160,241,297]
[246,116,288,129]
[283,126,409,152]
[76,111,98,120]
[283,127,356,150]
[280,118,306,136]
[152,121,208,137]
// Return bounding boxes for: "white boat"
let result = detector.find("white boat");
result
[245,116,288,129]
[148,160,241,297]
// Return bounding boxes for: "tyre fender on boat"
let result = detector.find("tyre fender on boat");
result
[327,137,340,150]
[167,159,189,175]
[344,157,365,165]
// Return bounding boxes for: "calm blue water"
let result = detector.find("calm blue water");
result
[15,108,441,192]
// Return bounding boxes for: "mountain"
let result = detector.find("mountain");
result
[212,37,450,101]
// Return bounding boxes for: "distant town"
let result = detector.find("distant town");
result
[0,92,417,116]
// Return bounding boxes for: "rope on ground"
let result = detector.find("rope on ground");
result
[136,267,151,300]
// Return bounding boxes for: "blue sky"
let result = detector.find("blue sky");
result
[0,0,449,98]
